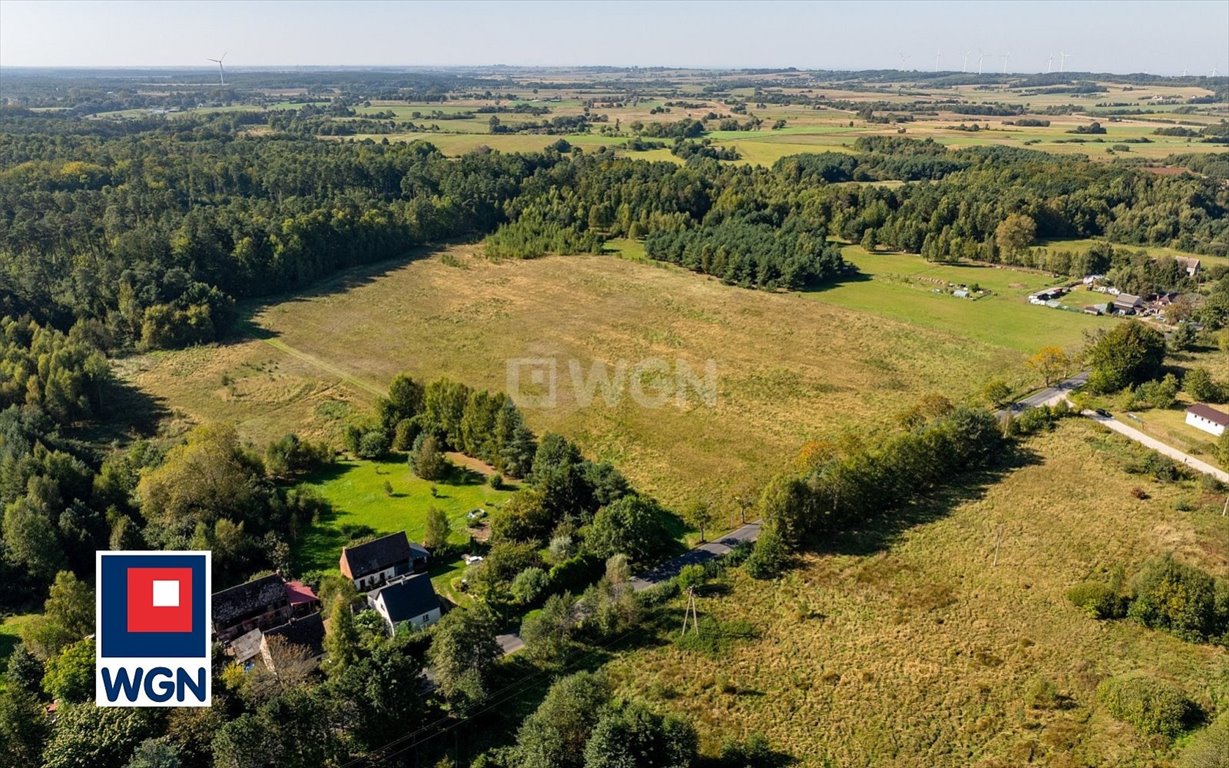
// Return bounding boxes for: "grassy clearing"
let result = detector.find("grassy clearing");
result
[0,613,36,674]
[1040,238,1229,269]
[812,246,1114,353]
[606,421,1229,767]
[295,456,517,600]
[123,246,1086,514]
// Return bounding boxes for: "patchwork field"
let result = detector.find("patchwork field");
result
[605,421,1229,767]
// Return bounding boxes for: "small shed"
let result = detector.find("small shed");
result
[1186,403,1229,437]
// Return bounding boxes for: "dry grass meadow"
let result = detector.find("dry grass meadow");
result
[119,246,1073,513]
[605,421,1229,767]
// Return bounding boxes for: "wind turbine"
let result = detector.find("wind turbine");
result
[207,52,227,86]
[935,49,942,72]
[977,49,985,75]
[1058,52,1070,73]
[962,49,972,72]
[1047,54,1053,74]
[1001,52,1010,74]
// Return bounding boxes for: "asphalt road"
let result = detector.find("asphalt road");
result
[1002,371,1090,416]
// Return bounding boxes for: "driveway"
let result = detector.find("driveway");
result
[1085,410,1229,484]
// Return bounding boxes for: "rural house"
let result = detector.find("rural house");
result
[367,573,442,634]
[340,531,430,590]
[260,612,327,671]
[212,574,294,643]
[1175,256,1201,279]
[1186,403,1229,437]
[285,579,321,618]
[1112,293,1145,314]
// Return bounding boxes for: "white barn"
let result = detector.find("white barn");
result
[1185,403,1229,437]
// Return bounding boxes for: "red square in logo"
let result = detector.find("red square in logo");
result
[126,567,193,634]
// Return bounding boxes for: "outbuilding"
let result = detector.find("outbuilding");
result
[1185,403,1229,437]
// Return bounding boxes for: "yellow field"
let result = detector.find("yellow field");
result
[121,246,1091,513]
[607,421,1229,766]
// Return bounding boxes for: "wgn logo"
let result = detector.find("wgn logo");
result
[95,551,212,707]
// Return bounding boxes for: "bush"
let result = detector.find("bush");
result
[744,526,787,579]
[392,418,419,451]
[1128,555,1222,641]
[1066,580,1126,619]
[1180,712,1229,768]
[511,567,549,605]
[357,429,390,459]
[676,564,706,592]
[1024,676,1062,710]
[488,472,504,490]
[1097,674,1199,738]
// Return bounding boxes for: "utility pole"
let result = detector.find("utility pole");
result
[680,587,700,636]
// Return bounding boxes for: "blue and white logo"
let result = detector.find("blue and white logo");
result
[95,551,212,707]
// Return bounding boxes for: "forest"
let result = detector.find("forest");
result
[1,109,1228,352]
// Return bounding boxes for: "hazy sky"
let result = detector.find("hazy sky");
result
[1,1,1226,76]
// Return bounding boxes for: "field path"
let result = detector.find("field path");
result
[254,332,388,399]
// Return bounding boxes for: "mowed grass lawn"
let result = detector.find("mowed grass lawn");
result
[817,246,1115,353]
[605,421,1229,767]
[295,456,516,596]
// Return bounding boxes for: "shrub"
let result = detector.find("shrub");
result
[488,472,504,490]
[1066,580,1126,619]
[392,418,419,451]
[745,526,787,579]
[1024,676,1062,710]
[1128,555,1222,641]
[676,564,706,592]
[511,567,549,605]
[356,429,389,459]
[1180,712,1229,768]
[1097,674,1199,738]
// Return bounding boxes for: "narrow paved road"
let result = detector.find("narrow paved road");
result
[496,521,762,655]
[999,371,1089,417]
[1085,411,1229,484]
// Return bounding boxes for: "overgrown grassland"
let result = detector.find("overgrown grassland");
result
[122,247,1082,510]
[605,421,1229,767]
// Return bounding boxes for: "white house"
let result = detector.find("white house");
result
[1185,403,1229,437]
[367,574,442,634]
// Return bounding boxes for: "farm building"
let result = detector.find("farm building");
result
[340,531,431,591]
[1175,256,1201,278]
[1186,403,1229,437]
[260,612,327,671]
[212,574,294,643]
[1112,293,1145,314]
[367,573,442,634]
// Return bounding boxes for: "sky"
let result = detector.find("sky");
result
[0,0,1226,76]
